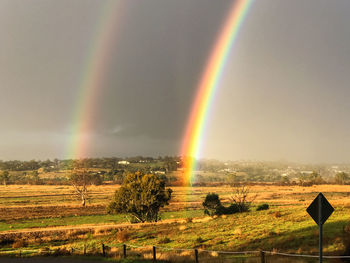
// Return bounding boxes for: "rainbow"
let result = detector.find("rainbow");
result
[180,0,254,185]
[66,1,124,160]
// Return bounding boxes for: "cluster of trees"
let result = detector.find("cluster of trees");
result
[3,157,350,187]
[202,185,256,216]
[194,170,350,187]
[334,172,350,185]
[0,160,45,171]
[0,156,180,185]
[194,160,350,185]
[0,170,43,185]
[61,170,172,215]
[0,156,180,171]
[297,171,324,186]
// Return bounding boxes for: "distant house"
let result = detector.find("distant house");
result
[154,171,166,175]
[301,171,313,175]
[118,160,130,165]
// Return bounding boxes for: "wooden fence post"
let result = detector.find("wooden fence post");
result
[260,251,265,263]
[102,243,105,257]
[153,246,156,262]
[123,244,127,258]
[194,249,199,263]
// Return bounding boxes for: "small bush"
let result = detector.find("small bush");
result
[116,230,129,242]
[230,184,256,212]
[216,204,239,215]
[12,239,26,248]
[186,217,193,223]
[225,204,240,214]
[256,203,269,211]
[158,237,171,244]
[273,211,282,218]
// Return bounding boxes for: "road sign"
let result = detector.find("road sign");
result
[307,193,334,225]
[306,192,334,263]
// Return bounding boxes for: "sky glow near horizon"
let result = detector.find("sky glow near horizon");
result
[1,0,350,163]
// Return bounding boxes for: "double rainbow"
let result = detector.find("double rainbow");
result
[65,0,254,176]
[180,0,254,185]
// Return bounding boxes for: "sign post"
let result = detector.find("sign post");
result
[306,193,334,263]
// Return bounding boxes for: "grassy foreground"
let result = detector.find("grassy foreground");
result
[90,205,349,254]
[5,205,345,254]
[2,205,347,262]
[1,184,350,262]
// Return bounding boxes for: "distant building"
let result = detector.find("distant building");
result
[118,160,130,165]
[301,171,313,175]
[154,171,166,175]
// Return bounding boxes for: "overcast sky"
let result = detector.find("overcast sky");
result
[1,0,350,163]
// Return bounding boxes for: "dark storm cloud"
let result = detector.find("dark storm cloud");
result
[95,0,232,142]
[0,0,102,133]
[2,0,350,162]
[0,0,231,159]
[203,0,350,163]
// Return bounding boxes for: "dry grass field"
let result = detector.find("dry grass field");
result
[0,184,349,221]
[1,184,350,217]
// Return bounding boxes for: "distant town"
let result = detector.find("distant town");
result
[0,157,349,186]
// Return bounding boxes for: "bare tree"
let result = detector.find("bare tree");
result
[230,184,257,212]
[0,171,9,186]
[69,170,93,207]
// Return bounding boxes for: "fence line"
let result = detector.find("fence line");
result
[263,250,350,259]
[2,243,350,261]
[200,249,260,255]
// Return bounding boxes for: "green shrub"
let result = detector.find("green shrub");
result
[203,193,241,216]
[225,204,240,214]
[256,203,269,211]
[216,204,239,215]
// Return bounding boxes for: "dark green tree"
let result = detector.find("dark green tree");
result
[202,193,221,216]
[107,172,172,222]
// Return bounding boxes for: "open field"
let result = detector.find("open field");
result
[1,184,350,230]
[1,184,350,262]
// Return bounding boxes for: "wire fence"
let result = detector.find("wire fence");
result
[1,243,350,262]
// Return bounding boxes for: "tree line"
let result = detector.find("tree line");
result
[0,156,180,185]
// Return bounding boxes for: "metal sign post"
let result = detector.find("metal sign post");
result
[306,193,334,263]
[318,195,322,262]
